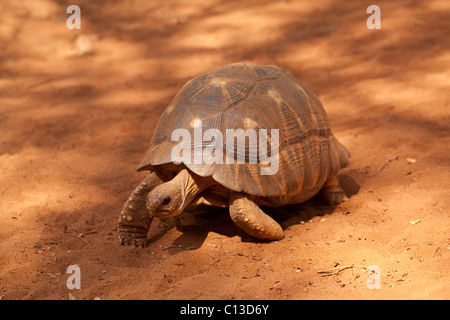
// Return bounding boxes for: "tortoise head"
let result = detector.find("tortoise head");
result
[146,169,213,218]
[146,182,185,218]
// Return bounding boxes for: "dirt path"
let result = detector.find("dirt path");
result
[0,0,449,300]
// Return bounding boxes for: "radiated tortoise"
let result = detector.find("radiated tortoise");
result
[118,62,350,247]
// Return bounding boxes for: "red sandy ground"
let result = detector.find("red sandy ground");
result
[0,0,449,300]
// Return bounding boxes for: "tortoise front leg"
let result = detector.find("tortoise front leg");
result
[229,191,284,241]
[117,171,170,247]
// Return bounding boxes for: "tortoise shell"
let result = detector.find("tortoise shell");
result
[137,62,349,197]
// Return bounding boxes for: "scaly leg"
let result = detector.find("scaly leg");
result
[319,175,346,205]
[117,171,170,247]
[229,191,284,241]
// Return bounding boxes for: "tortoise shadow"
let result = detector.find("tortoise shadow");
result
[148,206,236,253]
[151,173,360,252]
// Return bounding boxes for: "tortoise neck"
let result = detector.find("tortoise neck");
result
[175,169,213,211]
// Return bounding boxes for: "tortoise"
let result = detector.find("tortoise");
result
[118,62,350,247]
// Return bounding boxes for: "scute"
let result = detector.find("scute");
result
[138,62,350,197]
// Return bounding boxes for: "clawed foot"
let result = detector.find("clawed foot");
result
[229,192,284,241]
[118,228,149,248]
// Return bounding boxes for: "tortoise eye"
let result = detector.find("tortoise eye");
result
[161,197,171,206]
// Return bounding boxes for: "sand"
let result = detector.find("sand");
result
[0,0,449,299]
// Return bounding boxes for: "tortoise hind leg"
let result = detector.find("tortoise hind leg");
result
[319,175,347,205]
[229,191,284,241]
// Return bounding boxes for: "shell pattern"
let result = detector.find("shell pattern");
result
[138,62,349,197]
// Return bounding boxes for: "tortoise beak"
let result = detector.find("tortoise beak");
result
[147,192,176,217]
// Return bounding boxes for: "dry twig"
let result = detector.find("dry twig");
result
[368,155,399,176]
[317,264,368,276]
